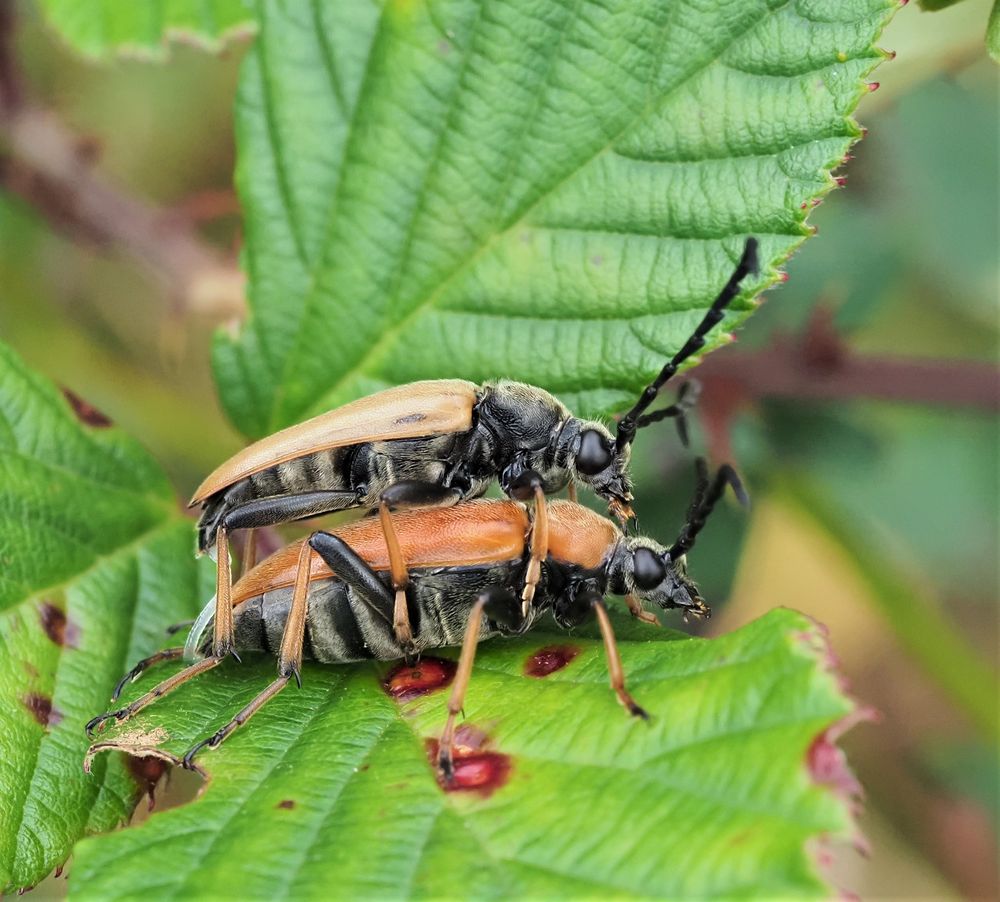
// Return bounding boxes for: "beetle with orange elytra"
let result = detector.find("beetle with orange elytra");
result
[88,458,743,778]
[191,239,760,667]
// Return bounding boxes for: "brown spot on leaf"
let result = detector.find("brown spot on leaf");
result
[38,601,78,648]
[62,388,112,427]
[23,693,61,727]
[276,799,296,810]
[524,644,581,678]
[127,755,169,812]
[22,661,38,679]
[382,657,456,702]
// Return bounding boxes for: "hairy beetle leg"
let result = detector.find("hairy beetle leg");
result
[507,472,549,618]
[592,597,649,720]
[182,539,318,769]
[211,524,236,659]
[111,647,185,701]
[277,540,314,681]
[437,587,520,782]
[85,655,224,737]
[378,501,416,658]
[182,673,291,770]
[625,594,660,627]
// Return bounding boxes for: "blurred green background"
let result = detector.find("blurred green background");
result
[0,0,996,897]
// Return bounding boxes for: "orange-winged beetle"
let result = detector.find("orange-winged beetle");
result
[88,459,743,778]
[191,239,759,662]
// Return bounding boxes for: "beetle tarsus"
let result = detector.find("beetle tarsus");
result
[164,619,194,636]
[437,748,455,784]
[181,736,215,770]
[626,698,650,721]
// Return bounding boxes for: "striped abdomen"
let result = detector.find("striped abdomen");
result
[229,564,527,663]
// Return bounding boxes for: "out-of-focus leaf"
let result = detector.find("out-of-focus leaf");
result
[777,474,999,746]
[0,340,212,892]
[74,609,859,899]
[917,0,970,10]
[37,0,257,61]
[988,0,1000,59]
[214,0,896,438]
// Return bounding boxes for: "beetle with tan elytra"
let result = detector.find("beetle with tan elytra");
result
[190,239,758,666]
[89,457,744,779]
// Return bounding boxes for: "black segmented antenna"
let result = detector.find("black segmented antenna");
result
[670,458,749,560]
[616,237,760,450]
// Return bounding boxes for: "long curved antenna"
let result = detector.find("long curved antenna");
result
[616,237,760,450]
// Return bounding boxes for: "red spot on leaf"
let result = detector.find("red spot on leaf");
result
[128,755,169,811]
[382,657,456,701]
[524,644,581,678]
[276,799,296,810]
[426,736,512,798]
[23,693,61,727]
[62,388,112,427]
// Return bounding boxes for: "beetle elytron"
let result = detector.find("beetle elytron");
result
[89,459,742,777]
[191,239,759,663]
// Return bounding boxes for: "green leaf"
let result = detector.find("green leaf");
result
[0,341,212,892]
[214,0,896,439]
[73,609,859,899]
[988,0,1000,61]
[37,0,257,61]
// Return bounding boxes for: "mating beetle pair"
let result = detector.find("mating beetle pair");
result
[87,238,759,776]
[88,462,741,776]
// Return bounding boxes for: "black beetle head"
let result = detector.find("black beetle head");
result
[614,538,710,619]
[571,421,634,521]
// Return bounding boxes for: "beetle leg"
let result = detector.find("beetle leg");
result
[85,655,224,737]
[211,525,237,660]
[625,593,660,626]
[437,587,519,782]
[277,539,315,687]
[380,480,463,510]
[308,532,394,626]
[588,594,648,719]
[242,528,258,574]
[221,491,361,532]
[110,647,185,701]
[522,483,550,617]
[378,502,416,659]
[164,619,194,636]
[506,470,550,616]
[182,674,291,770]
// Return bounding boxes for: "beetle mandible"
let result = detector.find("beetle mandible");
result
[190,239,759,663]
[89,459,742,778]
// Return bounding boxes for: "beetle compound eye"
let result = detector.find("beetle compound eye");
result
[633,547,666,591]
[576,430,613,475]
